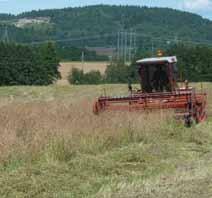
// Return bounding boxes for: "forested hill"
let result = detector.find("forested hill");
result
[1,5,212,47]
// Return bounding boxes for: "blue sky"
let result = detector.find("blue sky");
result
[0,0,212,19]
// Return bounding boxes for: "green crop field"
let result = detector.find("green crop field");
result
[0,83,212,198]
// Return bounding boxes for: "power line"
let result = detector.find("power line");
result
[2,28,212,50]
[27,33,116,45]
[135,32,212,46]
[17,31,212,47]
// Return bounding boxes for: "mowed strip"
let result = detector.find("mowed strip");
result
[58,61,108,85]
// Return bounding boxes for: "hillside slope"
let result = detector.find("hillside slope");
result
[0,5,212,46]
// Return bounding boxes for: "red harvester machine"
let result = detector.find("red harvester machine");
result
[93,56,207,126]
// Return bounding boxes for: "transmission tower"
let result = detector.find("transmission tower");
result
[124,32,128,64]
[117,31,120,60]
[129,31,133,63]
[121,31,124,61]
[133,31,137,57]
[151,40,154,57]
[81,51,85,70]
[2,26,10,43]
[116,30,137,63]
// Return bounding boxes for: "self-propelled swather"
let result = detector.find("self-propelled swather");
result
[93,56,207,126]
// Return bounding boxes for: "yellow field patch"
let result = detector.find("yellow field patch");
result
[58,61,109,85]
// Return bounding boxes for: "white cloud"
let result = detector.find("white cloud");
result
[183,0,212,10]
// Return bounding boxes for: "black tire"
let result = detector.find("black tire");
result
[185,115,193,128]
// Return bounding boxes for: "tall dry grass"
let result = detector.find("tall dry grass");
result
[0,82,211,166]
[0,84,211,198]
[0,100,173,165]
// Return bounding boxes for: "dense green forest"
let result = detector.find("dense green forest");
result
[0,42,60,85]
[1,5,212,47]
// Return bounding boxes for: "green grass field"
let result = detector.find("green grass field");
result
[0,84,212,198]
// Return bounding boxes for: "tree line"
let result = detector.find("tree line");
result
[0,42,60,85]
[69,44,212,84]
[0,42,211,86]
[166,44,212,82]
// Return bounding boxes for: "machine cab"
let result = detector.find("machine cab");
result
[136,56,178,93]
